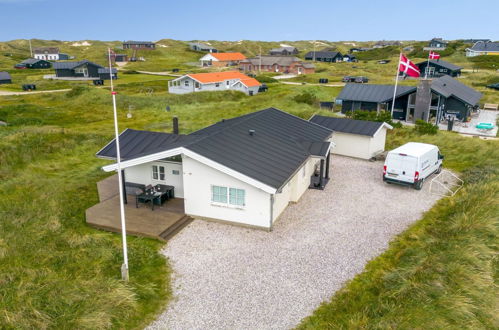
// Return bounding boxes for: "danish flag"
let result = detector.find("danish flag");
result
[398,54,420,78]
[429,51,440,60]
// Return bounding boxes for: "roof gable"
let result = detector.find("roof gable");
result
[417,59,462,71]
[0,71,11,80]
[431,76,482,106]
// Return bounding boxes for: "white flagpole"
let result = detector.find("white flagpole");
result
[390,53,402,118]
[108,48,129,282]
[425,51,431,79]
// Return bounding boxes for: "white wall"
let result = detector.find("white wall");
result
[182,155,272,228]
[331,132,372,159]
[124,160,184,197]
[368,128,387,157]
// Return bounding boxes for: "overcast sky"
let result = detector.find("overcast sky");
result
[1,0,498,42]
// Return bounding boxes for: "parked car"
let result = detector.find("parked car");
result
[342,76,355,83]
[383,142,443,190]
[258,83,268,92]
[354,76,369,83]
[486,83,499,90]
[14,64,27,69]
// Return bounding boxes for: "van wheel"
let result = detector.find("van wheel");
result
[436,165,443,174]
[414,178,424,190]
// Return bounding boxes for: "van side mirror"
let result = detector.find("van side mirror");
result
[438,154,444,160]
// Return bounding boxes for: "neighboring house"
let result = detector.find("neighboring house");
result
[15,58,51,69]
[123,41,156,50]
[53,60,109,79]
[199,52,246,67]
[462,39,490,44]
[268,46,299,56]
[33,47,68,61]
[189,42,218,53]
[110,53,128,62]
[168,71,261,95]
[416,59,462,77]
[466,41,499,57]
[342,54,357,62]
[239,56,315,74]
[304,51,343,62]
[424,38,448,50]
[349,47,372,53]
[95,108,333,230]
[0,71,12,84]
[373,40,401,48]
[310,115,392,160]
[336,76,482,122]
[97,68,118,80]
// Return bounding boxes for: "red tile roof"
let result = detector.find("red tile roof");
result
[210,52,246,61]
[187,71,260,87]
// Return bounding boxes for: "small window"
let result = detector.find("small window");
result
[184,80,189,86]
[226,80,230,86]
[152,165,166,181]
[215,83,220,87]
[211,186,227,203]
[195,82,200,88]
[172,170,180,175]
[229,188,245,206]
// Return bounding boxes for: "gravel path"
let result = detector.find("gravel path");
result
[148,156,441,330]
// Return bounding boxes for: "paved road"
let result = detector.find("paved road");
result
[0,89,71,96]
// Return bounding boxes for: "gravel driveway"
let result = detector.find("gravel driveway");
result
[148,156,441,330]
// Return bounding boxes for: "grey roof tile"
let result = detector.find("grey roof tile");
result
[337,84,416,103]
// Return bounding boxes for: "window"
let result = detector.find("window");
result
[184,80,189,86]
[152,165,166,181]
[195,82,200,88]
[211,186,227,203]
[229,188,245,206]
[172,170,180,175]
[226,80,230,86]
[215,83,220,87]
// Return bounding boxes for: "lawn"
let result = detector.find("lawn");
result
[299,129,499,329]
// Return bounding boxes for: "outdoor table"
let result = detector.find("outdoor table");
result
[136,190,165,210]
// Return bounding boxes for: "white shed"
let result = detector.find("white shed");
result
[310,116,392,159]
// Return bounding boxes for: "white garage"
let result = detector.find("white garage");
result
[310,115,392,159]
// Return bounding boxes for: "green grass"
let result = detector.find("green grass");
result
[298,129,499,329]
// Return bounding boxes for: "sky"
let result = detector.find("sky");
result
[1,0,498,42]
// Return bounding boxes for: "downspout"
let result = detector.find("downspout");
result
[269,194,274,232]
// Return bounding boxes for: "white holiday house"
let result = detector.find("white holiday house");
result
[96,108,333,230]
[168,71,261,95]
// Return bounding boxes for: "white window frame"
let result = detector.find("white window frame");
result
[210,185,245,208]
[152,165,166,181]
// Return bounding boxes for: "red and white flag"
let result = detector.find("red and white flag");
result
[398,54,420,78]
[429,51,440,60]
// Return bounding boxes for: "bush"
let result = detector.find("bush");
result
[347,110,402,128]
[66,85,89,98]
[468,55,499,70]
[293,91,318,106]
[415,119,438,135]
[255,75,277,83]
[356,46,400,61]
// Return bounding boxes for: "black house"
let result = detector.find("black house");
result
[427,38,447,49]
[416,59,462,78]
[98,68,118,80]
[304,51,343,62]
[123,41,155,50]
[15,58,51,69]
[0,71,12,84]
[336,76,481,122]
[53,60,104,79]
[269,46,299,56]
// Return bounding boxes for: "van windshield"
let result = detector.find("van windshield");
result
[386,154,417,173]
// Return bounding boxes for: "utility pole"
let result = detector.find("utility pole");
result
[259,46,262,73]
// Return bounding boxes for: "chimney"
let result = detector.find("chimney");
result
[414,79,432,123]
[248,129,255,136]
[173,116,179,134]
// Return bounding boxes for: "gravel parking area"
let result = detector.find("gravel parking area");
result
[148,156,441,330]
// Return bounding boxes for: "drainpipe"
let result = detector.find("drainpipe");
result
[269,194,274,232]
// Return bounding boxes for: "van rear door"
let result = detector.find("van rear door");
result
[385,153,418,183]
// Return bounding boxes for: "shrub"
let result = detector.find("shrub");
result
[468,55,499,70]
[356,46,400,61]
[255,75,277,83]
[347,110,402,128]
[293,91,318,106]
[415,119,438,135]
[66,85,89,98]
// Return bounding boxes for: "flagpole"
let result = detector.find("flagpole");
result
[425,52,431,79]
[390,53,402,118]
[108,48,129,282]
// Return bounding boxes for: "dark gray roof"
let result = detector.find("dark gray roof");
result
[21,58,47,64]
[417,59,462,71]
[97,68,118,74]
[33,47,59,54]
[189,42,216,50]
[97,108,333,190]
[310,115,388,137]
[337,83,416,103]
[469,41,499,52]
[0,71,11,80]
[240,56,305,66]
[269,46,298,52]
[431,76,482,106]
[304,51,341,59]
[123,41,154,45]
[53,60,103,70]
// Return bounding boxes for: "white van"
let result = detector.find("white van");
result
[383,142,444,190]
